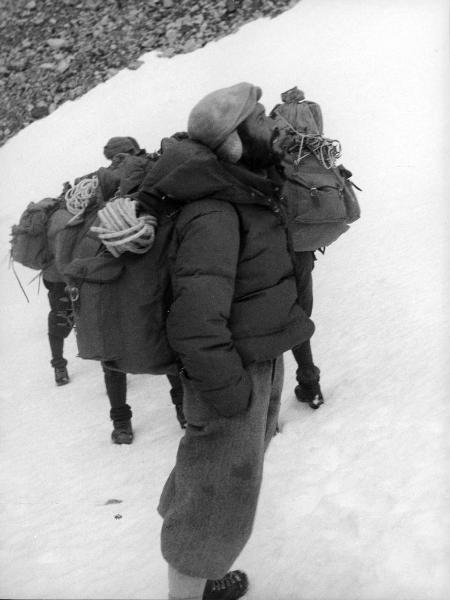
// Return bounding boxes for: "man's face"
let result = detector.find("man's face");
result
[238,103,281,170]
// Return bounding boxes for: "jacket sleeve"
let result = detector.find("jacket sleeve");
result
[166,201,252,418]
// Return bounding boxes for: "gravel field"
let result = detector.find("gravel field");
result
[0,0,299,147]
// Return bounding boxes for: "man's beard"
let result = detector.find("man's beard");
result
[240,128,283,171]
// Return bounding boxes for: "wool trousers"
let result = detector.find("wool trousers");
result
[158,356,284,579]
[102,363,183,423]
[102,363,132,423]
[291,251,320,383]
[44,279,73,369]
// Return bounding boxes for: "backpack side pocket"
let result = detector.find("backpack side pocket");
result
[333,166,361,223]
[64,256,125,361]
[283,178,349,251]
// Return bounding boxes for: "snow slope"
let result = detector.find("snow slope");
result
[1,1,449,598]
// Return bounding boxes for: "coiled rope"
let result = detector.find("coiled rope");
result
[91,197,157,257]
[294,134,342,169]
[65,176,99,216]
[275,111,342,169]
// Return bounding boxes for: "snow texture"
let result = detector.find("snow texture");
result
[1,0,449,598]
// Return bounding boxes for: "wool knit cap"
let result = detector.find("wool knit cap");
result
[187,82,262,162]
[103,136,141,159]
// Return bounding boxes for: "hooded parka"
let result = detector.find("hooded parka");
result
[138,139,314,418]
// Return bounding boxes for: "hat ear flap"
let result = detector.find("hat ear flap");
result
[216,131,243,163]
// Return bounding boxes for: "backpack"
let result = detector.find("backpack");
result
[271,87,361,252]
[10,197,62,270]
[56,146,180,375]
[59,206,179,375]
[96,152,158,202]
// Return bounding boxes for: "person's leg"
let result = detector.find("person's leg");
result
[168,567,248,600]
[265,356,284,446]
[291,250,315,375]
[167,373,186,429]
[44,279,73,385]
[168,564,206,600]
[292,345,323,409]
[159,358,282,581]
[291,344,320,386]
[102,362,133,444]
[291,252,323,408]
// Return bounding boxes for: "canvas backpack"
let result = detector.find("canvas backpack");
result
[271,87,361,252]
[52,152,157,273]
[10,196,64,270]
[9,151,154,275]
[58,203,179,375]
[56,145,180,375]
[95,152,158,203]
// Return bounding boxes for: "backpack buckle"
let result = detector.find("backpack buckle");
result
[68,286,79,303]
[310,187,319,200]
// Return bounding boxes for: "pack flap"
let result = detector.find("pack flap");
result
[63,255,123,283]
[284,158,342,189]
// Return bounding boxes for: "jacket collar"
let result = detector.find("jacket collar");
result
[221,161,283,204]
[143,139,282,209]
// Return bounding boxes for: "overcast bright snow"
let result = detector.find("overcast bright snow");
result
[1,1,449,599]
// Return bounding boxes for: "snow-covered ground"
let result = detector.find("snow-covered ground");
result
[1,0,449,598]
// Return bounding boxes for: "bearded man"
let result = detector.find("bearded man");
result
[137,82,314,600]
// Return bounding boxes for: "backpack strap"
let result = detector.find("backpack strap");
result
[332,164,363,192]
[9,259,30,303]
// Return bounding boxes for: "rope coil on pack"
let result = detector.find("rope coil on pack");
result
[91,197,157,257]
[295,134,341,169]
[65,176,99,216]
[274,110,342,169]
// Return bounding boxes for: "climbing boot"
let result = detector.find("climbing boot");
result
[111,420,133,444]
[295,380,324,409]
[54,366,70,386]
[203,570,249,600]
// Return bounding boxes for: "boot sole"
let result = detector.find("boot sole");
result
[111,433,134,445]
[56,379,70,386]
[296,395,324,409]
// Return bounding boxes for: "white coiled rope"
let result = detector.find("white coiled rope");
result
[275,111,342,169]
[91,197,157,257]
[293,133,342,169]
[65,176,99,215]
